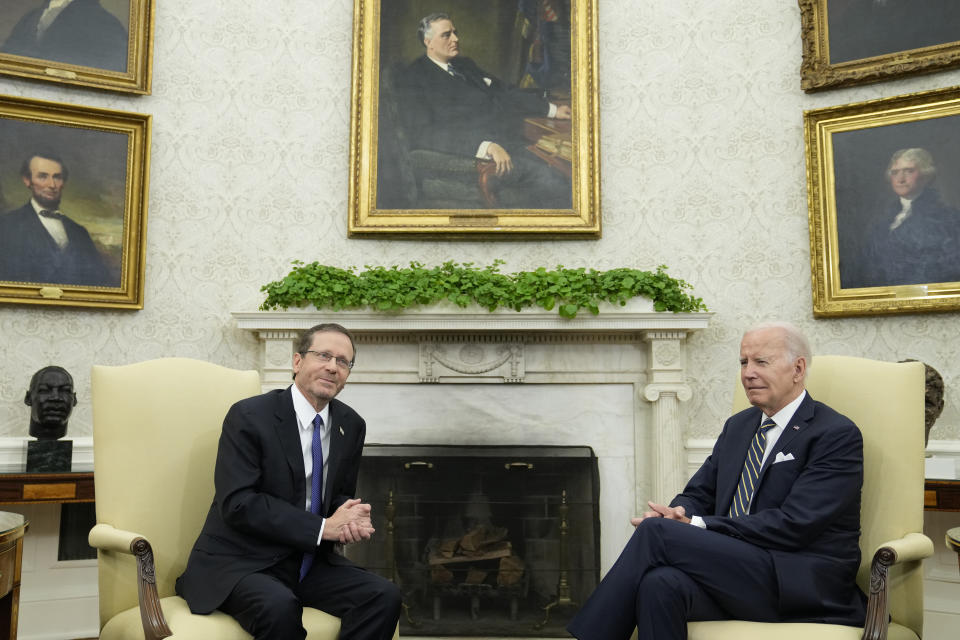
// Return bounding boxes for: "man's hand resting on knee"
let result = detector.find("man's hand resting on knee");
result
[630,501,690,526]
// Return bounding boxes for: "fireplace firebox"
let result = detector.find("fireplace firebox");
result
[346,445,600,636]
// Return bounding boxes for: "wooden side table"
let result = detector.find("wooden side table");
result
[0,513,28,640]
[924,479,960,511]
[0,472,94,505]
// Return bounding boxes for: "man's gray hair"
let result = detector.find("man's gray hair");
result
[744,321,812,374]
[888,148,936,180]
[418,12,451,45]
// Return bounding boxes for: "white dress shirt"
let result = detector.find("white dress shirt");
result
[291,384,331,544]
[31,199,69,249]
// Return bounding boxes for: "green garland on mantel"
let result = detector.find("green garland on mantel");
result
[260,261,707,319]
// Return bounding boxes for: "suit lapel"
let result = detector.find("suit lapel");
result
[273,387,307,508]
[322,400,346,514]
[758,392,814,478]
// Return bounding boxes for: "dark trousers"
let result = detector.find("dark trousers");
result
[567,518,780,640]
[220,552,401,640]
[495,147,572,209]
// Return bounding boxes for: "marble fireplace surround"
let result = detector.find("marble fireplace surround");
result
[234,302,711,571]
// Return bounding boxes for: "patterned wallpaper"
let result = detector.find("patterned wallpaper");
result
[0,0,957,442]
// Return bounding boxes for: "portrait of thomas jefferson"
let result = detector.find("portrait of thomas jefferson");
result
[838,147,960,289]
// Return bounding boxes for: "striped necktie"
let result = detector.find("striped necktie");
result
[729,418,777,517]
[299,413,324,581]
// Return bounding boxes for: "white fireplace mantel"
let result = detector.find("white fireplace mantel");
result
[234,302,712,513]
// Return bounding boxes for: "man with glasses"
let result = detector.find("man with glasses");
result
[176,323,401,640]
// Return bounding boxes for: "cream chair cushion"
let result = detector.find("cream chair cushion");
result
[100,598,341,639]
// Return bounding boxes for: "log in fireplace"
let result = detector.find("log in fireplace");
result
[347,445,600,637]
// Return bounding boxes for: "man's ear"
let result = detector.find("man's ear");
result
[794,357,807,382]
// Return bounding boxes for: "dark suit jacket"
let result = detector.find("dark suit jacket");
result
[0,203,115,286]
[397,54,552,158]
[671,393,867,624]
[1,0,128,71]
[176,388,366,614]
[841,187,960,288]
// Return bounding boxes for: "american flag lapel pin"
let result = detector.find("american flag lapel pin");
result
[792,425,800,430]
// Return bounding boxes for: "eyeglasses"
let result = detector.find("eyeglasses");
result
[302,350,354,370]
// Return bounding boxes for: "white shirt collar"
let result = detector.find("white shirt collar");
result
[427,55,453,72]
[764,389,806,428]
[290,383,329,432]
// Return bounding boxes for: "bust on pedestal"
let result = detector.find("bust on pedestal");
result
[24,366,76,472]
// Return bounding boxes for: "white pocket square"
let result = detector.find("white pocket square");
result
[773,452,795,464]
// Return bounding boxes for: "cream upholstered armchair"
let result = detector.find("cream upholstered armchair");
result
[88,358,354,639]
[686,355,934,640]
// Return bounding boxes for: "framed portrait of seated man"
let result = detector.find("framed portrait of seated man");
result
[805,86,960,317]
[0,0,154,94]
[348,0,600,237]
[799,0,960,91]
[0,94,150,309]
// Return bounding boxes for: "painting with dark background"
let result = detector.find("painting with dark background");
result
[375,0,572,210]
[827,0,960,64]
[0,117,129,286]
[0,0,130,72]
[832,115,960,288]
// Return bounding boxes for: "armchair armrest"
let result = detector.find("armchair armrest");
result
[89,524,173,640]
[862,532,934,640]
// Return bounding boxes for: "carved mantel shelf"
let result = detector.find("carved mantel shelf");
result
[233,303,712,505]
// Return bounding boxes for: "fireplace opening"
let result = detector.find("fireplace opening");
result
[347,444,600,637]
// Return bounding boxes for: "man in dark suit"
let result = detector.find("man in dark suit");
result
[840,147,960,288]
[0,152,115,287]
[396,12,572,209]
[1,0,128,71]
[567,322,866,639]
[176,323,401,640]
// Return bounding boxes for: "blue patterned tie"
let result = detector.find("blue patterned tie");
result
[299,414,324,581]
[729,418,777,517]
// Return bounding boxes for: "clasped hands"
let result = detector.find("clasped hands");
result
[630,500,690,526]
[323,498,375,544]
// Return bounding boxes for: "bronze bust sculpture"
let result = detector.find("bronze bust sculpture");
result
[24,365,77,440]
[24,366,76,472]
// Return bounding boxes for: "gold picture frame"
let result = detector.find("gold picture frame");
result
[799,0,960,92]
[805,86,960,317]
[348,0,600,237]
[0,94,151,309]
[0,0,154,95]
